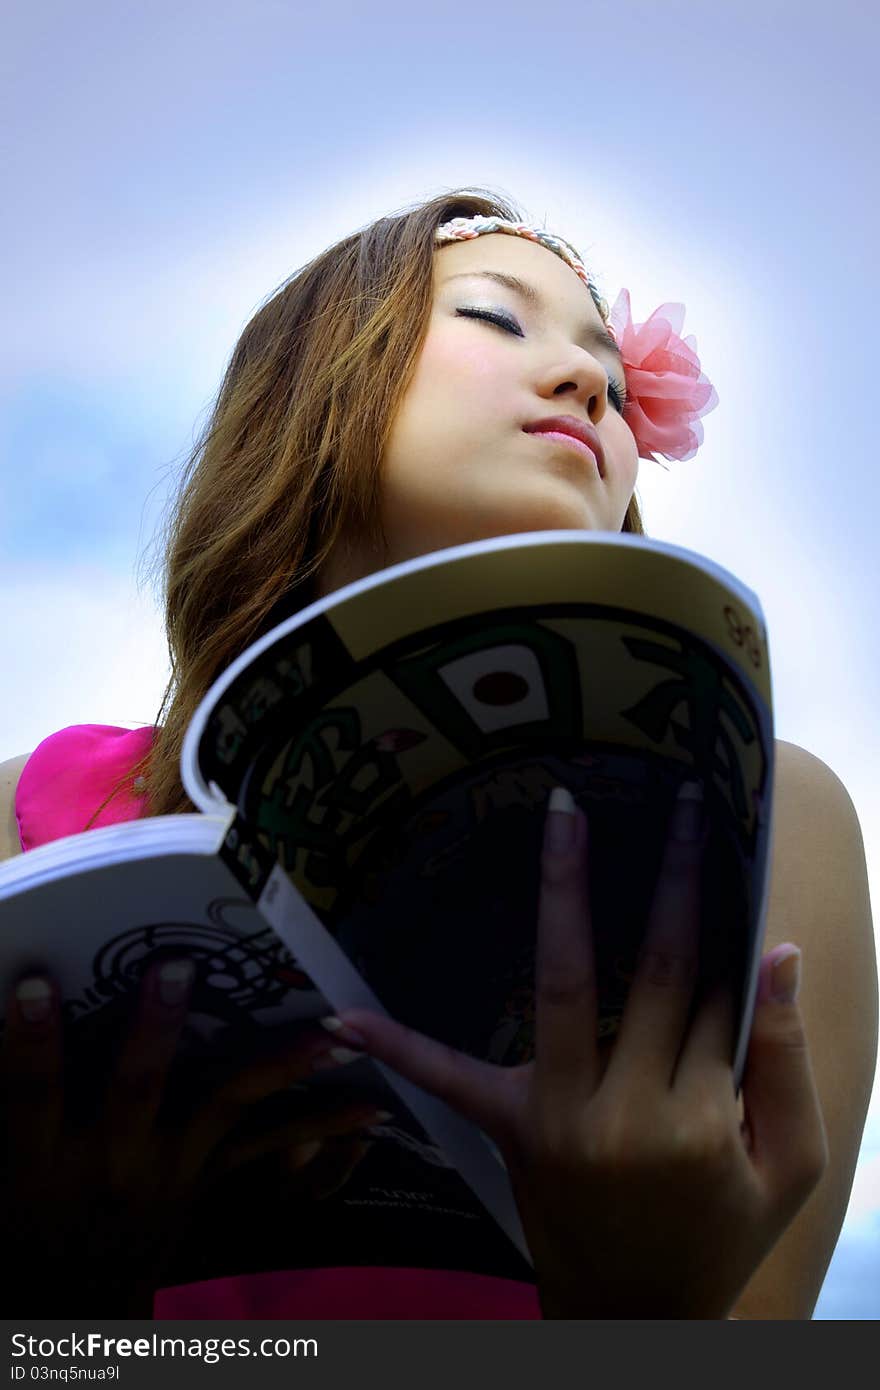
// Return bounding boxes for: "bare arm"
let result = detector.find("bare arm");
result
[0,754,30,862]
[729,742,878,1318]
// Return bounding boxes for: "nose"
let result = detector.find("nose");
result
[538,345,613,423]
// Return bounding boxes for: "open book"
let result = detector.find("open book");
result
[0,530,775,1283]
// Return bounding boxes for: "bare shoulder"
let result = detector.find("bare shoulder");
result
[774,736,863,821]
[770,737,876,1076]
[768,739,873,957]
[0,753,32,862]
[731,737,878,1318]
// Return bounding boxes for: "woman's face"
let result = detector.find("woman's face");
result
[317,232,639,595]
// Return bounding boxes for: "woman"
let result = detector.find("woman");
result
[1,187,876,1318]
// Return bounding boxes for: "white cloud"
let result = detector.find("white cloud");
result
[1,564,169,762]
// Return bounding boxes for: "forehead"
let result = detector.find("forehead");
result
[433,231,603,328]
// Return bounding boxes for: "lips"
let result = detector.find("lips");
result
[523,415,605,478]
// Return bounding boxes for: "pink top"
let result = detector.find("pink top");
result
[14,724,541,1319]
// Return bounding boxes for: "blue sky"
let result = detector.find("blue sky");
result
[3,0,878,1315]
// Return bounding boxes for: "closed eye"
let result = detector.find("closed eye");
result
[456,307,523,336]
[456,307,627,414]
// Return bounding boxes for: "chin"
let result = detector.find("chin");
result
[488,496,601,536]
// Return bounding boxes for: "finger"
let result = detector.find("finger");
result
[331,1007,517,1142]
[674,978,737,1094]
[606,781,705,1089]
[296,1136,374,1200]
[209,1097,390,1175]
[287,1139,323,1172]
[740,946,828,1214]
[180,1028,374,1177]
[1,975,64,1173]
[105,958,196,1150]
[533,787,600,1102]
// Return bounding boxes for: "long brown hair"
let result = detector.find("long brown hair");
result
[86,186,646,828]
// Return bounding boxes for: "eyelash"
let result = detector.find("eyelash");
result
[457,307,628,414]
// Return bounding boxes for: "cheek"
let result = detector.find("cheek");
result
[425,326,500,379]
[404,333,505,422]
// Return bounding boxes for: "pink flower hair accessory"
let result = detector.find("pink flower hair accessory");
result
[608,289,719,467]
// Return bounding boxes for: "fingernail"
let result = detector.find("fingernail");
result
[673,780,704,842]
[16,977,52,1023]
[311,1046,365,1072]
[765,945,801,1004]
[157,958,195,1007]
[545,786,577,853]
[320,1015,368,1048]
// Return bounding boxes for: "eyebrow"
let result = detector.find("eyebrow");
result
[443,269,624,372]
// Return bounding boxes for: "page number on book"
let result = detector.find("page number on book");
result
[723,605,762,670]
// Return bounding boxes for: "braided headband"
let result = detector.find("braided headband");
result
[435,215,719,466]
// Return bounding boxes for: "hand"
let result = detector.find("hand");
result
[331,783,829,1319]
[1,960,384,1316]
